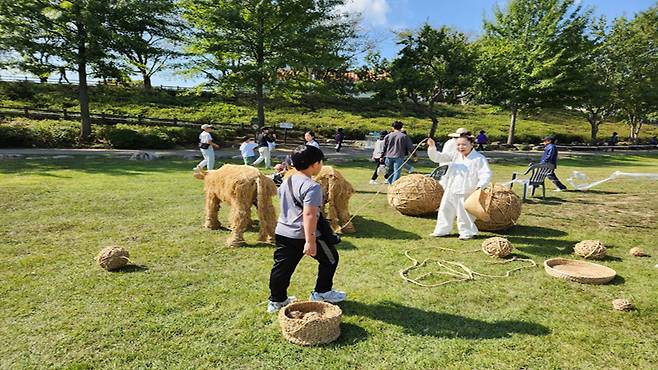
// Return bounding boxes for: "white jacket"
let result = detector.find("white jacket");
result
[428,146,492,195]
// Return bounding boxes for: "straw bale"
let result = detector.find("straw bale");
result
[387,175,444,216]
[574,240,607,259]
[629,247,649,257]
[474,185,522,231]
[612,299,634,311]
[482,237,513,258]
[96,246,130,271]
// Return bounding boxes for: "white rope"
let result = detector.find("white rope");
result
[566,171,658,191]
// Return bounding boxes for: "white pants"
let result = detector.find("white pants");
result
[433,192,478,238]
[197,147,215,170]
[252,146,271,168]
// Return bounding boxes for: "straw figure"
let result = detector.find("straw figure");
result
[629,247,649,257]
[482,237,513,258]
[387,174,444,216]
[574,240,607,259]
[195,164,278,247]
[469,185,522,231]
[612,299,634,311]
[96,246,130,271]
[286,166,356,233]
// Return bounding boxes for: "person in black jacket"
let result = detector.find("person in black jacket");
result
[540,135,567,191]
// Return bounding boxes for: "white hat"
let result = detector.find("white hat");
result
[448,127,470,138]
[201,124,214,129]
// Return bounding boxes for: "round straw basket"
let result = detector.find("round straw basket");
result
[544,258,616,285]
[279,301,342,346]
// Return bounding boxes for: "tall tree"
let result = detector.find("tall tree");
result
[112,0,185,89]
[475,0,590,144]
[387,24,474,138]
[574,17,616,143]
[0,0,117,141]
[607,6,658,141]
[182,0,356,127]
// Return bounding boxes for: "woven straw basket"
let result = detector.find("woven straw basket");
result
[279,301,342,346]
[464,188,491,221]
[544,258,616,284]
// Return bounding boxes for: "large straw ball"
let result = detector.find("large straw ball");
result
[474,185,523,231]
[612,299,634,311]
[629,247,649,257]
[482,237,513,258]
[574,240,607,259]
[387,175,444,216]
[96,246,130,271]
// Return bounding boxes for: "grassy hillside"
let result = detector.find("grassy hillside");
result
[1,81,657,147]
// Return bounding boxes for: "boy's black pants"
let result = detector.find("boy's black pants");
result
[269,234,339,303]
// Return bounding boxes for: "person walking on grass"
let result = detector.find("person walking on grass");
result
[253,127,273,169]
[427,133,492,240]
[239,136,258,165]
[540,135,567,191]
[267,145,346,313]
[381,121,414,185]
[369,130,387,184]
[194,124,219,173]
[335,128,345,152]
[476,130,488,151]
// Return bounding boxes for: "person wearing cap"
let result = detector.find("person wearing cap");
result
[426,132,492,240]
[195,124,219,172]
[540,135,567,191]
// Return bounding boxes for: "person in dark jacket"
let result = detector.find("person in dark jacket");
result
[381,121,414,185]
[335,128,345,152]
[540,135,567,191]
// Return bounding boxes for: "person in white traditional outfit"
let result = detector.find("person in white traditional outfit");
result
[438,127,468,185]
[427,133,492,240]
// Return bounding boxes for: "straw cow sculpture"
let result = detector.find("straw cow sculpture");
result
[195,164,278,247]
[287,165,356,233]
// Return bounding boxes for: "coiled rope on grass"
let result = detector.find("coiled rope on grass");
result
[399,246,537,287]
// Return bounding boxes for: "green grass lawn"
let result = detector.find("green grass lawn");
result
[1,154,657,369]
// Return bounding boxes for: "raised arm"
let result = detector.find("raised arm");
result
[427,138,454,163]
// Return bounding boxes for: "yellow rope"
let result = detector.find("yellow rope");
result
[399,246,537,287]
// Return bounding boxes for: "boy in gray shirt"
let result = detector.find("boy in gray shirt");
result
[267,145,346,313]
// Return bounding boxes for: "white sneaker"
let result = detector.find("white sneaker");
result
[429,232,449,237]
[459,235,474,240]
[267,296,296,313]
[309,290,346,303]
[408,166,415,174]
[369,180,378,185]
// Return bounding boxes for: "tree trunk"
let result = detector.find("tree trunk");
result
[507,106,517,145]
[429,115,439,139]
[256,76,265,128]
[587,113,600,144]
[255,14,265,128]
[143,73,152,90]
[77,25,91,142]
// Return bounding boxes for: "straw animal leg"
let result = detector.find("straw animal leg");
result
[204,192,222,230]
[226,201,250,247]
[257,180,277,244]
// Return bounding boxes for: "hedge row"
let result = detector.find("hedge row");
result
[0,119,239,149]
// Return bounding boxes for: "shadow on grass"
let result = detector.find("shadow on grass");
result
[349,216,421,240]
[344,301,550,339]
[328,323,370,347]
[493,225,568,238]
[114,264,149,273]
[507,236,577,257]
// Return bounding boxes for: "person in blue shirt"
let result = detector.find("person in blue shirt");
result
[540,135,567,191]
